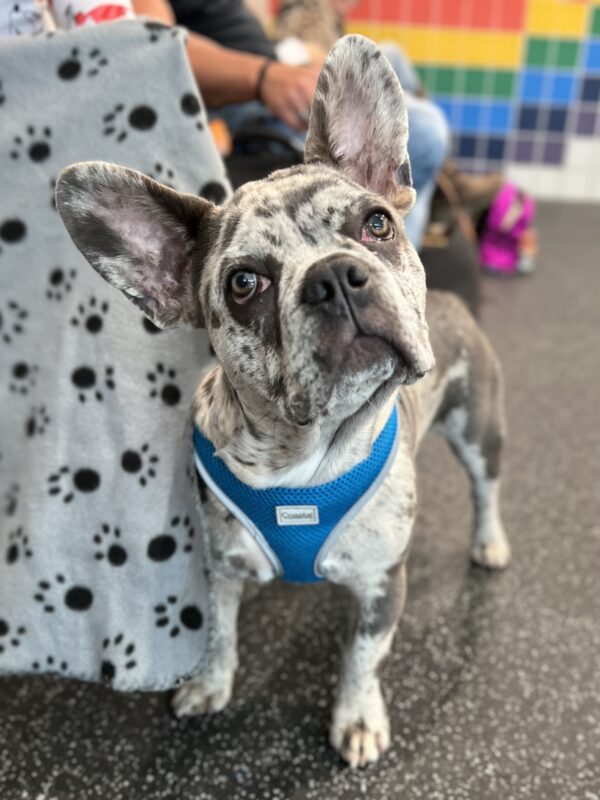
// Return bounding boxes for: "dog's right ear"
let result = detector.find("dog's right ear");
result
[56,162,219,329]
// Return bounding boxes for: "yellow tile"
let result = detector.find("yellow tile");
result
[527,0,587,37]
[347,22,521,69]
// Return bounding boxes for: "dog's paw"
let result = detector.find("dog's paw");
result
[471,532,511,570]
[330,697,390,768]
[172,676,232,717]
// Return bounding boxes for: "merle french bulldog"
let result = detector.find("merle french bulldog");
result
[56,35,510,769]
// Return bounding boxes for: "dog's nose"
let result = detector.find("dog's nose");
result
[302,258,369,316]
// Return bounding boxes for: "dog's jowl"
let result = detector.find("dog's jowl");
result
[56,35,510,769]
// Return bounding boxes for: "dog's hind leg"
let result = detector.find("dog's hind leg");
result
[435,342,510,570]
[330,561,408,768]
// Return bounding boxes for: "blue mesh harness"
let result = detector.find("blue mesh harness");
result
[193,406,399,583]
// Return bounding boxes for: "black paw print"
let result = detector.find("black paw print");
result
[25,404,50,437]
[3,483,20,517]
[32,655,68,672]
[46,266,76,300]
[101,633,137,682]
[9,361,38,395]
[47,465,101,503]
[180,92,204,130]
[121,443,158,487]
[93,524,127,566]
[71,365,115,402]
[5,526,32,564]
[149,162,176,189]
[154,595,203,638]
[147,515,195,561]
[0,299,28,344]
[142,316,163,335]
[57,47,108,80]
[0,619,27,655]
[0,219,27,254]
[103,103,157,142]
[199,181,228,205]
[70,296,108,333]
[10,125,52,163]
[147,363,181,406]
[144,20,179,43]
[34,573,93,613]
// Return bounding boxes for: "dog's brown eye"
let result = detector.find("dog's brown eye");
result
[229,270,272,304]
[363,212,393,241]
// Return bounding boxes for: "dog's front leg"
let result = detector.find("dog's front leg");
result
[172,569,244,717]
[330,562,407,768]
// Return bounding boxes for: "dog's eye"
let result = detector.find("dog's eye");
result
[229,270,271,304]
[362,212,394,242]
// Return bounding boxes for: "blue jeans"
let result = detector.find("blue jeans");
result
[213,45,449,249]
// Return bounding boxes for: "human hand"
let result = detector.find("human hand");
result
[258,62,320,132]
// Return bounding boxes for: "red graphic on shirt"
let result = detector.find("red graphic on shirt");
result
[74,4,129,26]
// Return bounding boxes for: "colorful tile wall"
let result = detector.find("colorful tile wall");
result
[347,0,600,200]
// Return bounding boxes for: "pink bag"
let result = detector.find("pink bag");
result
[479,183,536,275]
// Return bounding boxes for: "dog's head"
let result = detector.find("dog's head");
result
[56,35,434,427]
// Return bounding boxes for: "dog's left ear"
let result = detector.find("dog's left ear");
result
[56,162,219,329]
[305,35,415,213]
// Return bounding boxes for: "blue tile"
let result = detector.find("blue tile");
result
[520,70,544,101]
[551,74,575,103]
[486,137,506,160]
[457,135,477,158]
[434,98,457,126]
[460,102,482,132]
[581,77,600,102]
[488,103,512,132]
[584,41,600,72]
[518,105,540,130]
[547,107,568,133]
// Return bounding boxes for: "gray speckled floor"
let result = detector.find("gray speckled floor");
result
[1,203,600,800]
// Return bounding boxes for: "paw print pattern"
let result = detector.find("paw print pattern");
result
[33,574,94,613]
[149,162,176,189]
[9,362,38,395]
[25,405,50,437]
[154,595,203,638]
[147,515,195,561]
[0,300,28,344]
[0,619,27,655]
[47,465,101,503]
[142,316,163,335]
[70,296,108,333]
[101,634,137,682]
[121,443,159,487]
[32,655,68,672]
[57,47,108,80]
[93,524,127,566]
[199,181,228,205]
[3,483,20,517]
[180,92,204,130]
[0,220,27,253]
[147,363,181,406]
[71,365,115,402]
[103,103,157,142]
[5,527,32,564]
[144,20,180,43]
[46,267,76,300]
[10,125,52,163]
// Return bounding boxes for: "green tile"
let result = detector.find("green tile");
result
[492,71,516,99]
[416,65,435,93]
[556,40,579,68]
[526,38,548,65]
[435,67,456,94]
[591,7,600,36]
[464,69,485,96]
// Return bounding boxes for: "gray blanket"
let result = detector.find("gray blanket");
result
[0,19,230,690]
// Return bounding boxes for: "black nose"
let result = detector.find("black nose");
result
[302,258,369,316]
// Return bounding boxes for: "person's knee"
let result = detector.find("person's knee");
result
[406,99,450,189]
